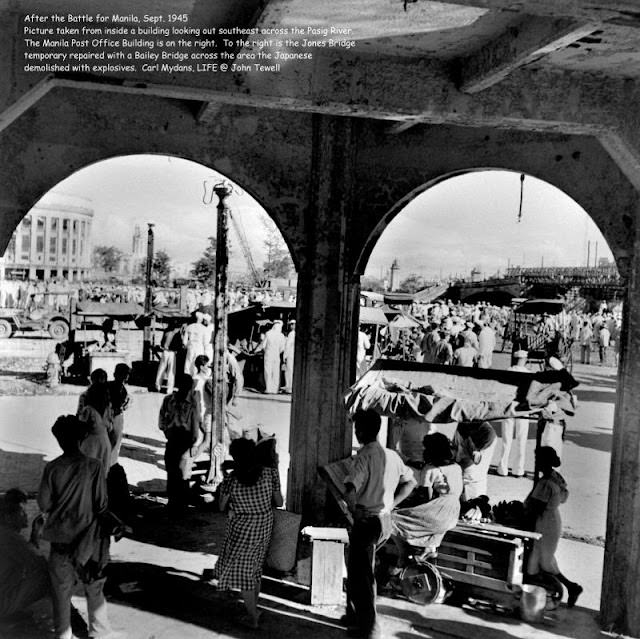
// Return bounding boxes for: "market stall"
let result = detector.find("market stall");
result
[328,358,578,608]
[69,301,144,380]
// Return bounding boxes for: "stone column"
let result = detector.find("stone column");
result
[601,204,640,636]
[287,114,360,521]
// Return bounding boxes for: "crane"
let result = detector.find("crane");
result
[229,210,268,288]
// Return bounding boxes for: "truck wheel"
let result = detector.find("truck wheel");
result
[0,319,13,338]
[48,320,69,340]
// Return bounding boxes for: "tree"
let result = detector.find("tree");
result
[140,249,172,285]
[191,236,217,285]
[153,250,171,285]
[398,273,426,293]
[92,245,123,273]
[262,218,293,279]
[360,276,385,293]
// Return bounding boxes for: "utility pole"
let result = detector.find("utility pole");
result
[587,240,591,267]
[143,223,154,363]
[206,182,232,487]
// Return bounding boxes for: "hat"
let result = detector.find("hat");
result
[465,321,474,328]
[514,349,528,359]
[273,319,283,325]
[547,356,564,370]
[195,311,204,320]
[288,319,296,325]
[202,313,212,322]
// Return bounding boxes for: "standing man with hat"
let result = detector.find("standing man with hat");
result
[497,349,531,477]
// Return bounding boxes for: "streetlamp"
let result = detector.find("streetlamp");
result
[143,222,155,363]
[205,181,233,487]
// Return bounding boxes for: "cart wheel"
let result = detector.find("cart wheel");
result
[48,319,69,340]
[0,319,12,338]
[400,562,443,605]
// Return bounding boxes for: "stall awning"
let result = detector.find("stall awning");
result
[388,312,422,329]
[344,359,577,424]
[359,306,389,326]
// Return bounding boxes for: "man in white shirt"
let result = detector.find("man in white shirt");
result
[344,410,416,639]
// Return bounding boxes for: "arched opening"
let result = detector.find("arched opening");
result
[355,169,618,611]
[0,153,298,501]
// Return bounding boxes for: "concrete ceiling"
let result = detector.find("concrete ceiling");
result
[2,0,640,187]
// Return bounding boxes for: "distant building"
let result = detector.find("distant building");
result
[389,258,399,292]
[118,224,147,278]
[1,193,93,281]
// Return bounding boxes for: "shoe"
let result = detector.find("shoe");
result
[496,470,508,477]
[567,584,583,608]
[512,473,525,478]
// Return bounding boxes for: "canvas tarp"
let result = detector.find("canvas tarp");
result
[344,359,577,424]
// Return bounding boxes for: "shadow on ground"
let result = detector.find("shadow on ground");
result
[126,496,227,553]
[105,561,345,639]
[564,429,612,454]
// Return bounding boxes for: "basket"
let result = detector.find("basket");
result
[266,509,302,572]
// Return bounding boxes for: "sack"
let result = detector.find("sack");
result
[266,509,302,573]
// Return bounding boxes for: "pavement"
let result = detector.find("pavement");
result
[0,344,623,638]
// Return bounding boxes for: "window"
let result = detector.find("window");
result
[36,236,44,253]
[81,221,86,236]
[50,236,57,254]
[62,219,69,232]
[72,220,78,234]
[21,234,30,253]
[72,239,77,255]
[22,216,31,229]
[61,238,68,255]
[51,218,58,231]
[37,217,45,230]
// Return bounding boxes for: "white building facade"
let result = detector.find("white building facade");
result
[1,193,93,281]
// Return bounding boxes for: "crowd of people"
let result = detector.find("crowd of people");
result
[0,278,296,316]
[2,293,613,637]
[359,298,622,369]
[154,311,295,397]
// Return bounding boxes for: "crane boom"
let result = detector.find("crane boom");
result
[229,210,266,287]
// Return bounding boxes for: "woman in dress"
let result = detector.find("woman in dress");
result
[392,433,462,558]
[214,437,283,628]
[525,446,582,607]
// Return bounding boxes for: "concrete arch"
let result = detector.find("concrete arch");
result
[0,151,300,275]
[350,125,638,278]
[356,165,631,278]
[0,90,310,272]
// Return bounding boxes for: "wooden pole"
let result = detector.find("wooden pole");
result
[206,183,232,486]
[143,223,154,364]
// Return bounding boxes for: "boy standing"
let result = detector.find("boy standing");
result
[38,415,117,639]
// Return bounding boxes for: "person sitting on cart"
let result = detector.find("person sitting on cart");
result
[391,433,463,561]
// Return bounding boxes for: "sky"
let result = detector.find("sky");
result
[367,170,614,283]
[38,154,613,281]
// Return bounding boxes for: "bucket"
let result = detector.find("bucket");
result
[520,584,547,623]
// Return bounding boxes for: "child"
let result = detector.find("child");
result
[38,415,121,639]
